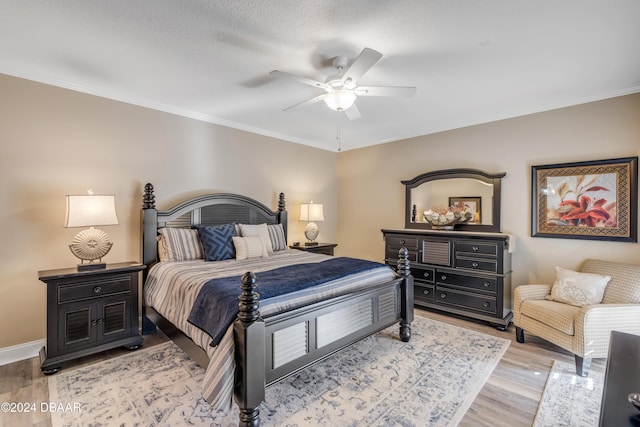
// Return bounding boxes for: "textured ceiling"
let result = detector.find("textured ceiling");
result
[1,0,639,151]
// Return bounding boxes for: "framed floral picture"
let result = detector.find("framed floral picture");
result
[449,196,482,223]
[532,157,638,242]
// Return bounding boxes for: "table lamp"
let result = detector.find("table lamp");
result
[65,191,119,270]
[299,201,324,246]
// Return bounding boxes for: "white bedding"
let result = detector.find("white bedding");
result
[144,249,397,410]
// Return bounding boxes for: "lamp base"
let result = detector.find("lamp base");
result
[77,262,107,271]
[304,241,319,246]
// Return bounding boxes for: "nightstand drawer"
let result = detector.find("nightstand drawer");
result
[58,276,132,303]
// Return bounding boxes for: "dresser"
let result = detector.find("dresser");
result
[38,262,145,374]
[382,229,513,329]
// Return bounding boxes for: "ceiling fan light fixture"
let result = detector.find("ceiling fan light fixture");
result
[323,90,357,111]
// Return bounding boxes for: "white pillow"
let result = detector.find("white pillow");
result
[546,266,611,307]
[239,223,273,254]
[232,236,269,261]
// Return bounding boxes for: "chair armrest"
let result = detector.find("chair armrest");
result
[574,304,640,358]
[513,284,551,326]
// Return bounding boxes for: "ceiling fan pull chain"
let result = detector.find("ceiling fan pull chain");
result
[336,111,342,152]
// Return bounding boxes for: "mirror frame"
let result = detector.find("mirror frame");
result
[402,168,506,232]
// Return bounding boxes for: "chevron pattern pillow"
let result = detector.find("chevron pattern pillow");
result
[197,224,237,261]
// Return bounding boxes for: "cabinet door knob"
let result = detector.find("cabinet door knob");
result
[93,286,102,294]
[472,246,479,251]
[472,262,479,268]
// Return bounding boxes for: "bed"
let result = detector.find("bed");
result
[140,183,414,426]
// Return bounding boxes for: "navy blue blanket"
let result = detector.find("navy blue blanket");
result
[187,257,387,347]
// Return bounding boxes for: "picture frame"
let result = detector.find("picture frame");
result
[449,196,482,223]
[531,156,638,242]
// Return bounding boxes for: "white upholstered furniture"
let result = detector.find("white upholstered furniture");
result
[513,259,640,376]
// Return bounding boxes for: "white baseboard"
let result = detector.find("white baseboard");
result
[0,339,45,366]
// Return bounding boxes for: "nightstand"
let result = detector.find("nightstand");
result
[38,262,145,374]
[289,243,337,256]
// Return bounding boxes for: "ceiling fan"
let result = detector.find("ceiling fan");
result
[270,47,417,120]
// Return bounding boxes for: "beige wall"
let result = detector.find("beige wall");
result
[0,74,337,349]
[337,93,640,288]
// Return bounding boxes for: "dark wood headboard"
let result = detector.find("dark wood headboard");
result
[141,183,287,272]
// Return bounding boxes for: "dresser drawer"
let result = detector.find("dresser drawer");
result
[58,276,132,303]
[386,236,418,249]
[435,270,497,293]
[456,240,498,257]
[411,266,435,283]
[455,256,498,273]
[436,286,497,314]
[386,248,419,263]
[415,283,435,303]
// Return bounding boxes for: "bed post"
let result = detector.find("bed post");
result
[141,183,158,335]
[277,192,288,241]
[234,272,265,427]
[398,247,414,342]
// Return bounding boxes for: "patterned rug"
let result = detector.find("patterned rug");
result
[533,360,604,427]
[49,315,509,427]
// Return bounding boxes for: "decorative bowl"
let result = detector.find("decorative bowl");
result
[629,393,640,411]
[423,210,474,229]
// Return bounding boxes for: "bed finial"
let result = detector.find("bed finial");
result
[143,183,155,209]
[278,192,285,211]
[238,272,260,322]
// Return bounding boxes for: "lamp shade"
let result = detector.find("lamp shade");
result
[323,90,357,111]
[65,195,119,228]
[299,202,324,222]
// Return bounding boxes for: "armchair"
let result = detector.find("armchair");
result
[513,259,640,376]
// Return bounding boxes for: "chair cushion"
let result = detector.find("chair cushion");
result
[520,299,581,335]
[580,259,640,304]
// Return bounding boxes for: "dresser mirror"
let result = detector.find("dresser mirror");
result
[402,169,506,232]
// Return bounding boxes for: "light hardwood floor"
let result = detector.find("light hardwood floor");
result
[0,308,605,427]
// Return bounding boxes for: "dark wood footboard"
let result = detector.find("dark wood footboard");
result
[233,248,414,427]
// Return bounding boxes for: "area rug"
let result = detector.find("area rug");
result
[533,360,604,427]
[49,315,509,427]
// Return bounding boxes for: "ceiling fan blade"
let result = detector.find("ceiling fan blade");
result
[282,94,326,112]
[355,86,417,97]
[344,103,362,121]
[269,70,332,91]
[341,48,383,86]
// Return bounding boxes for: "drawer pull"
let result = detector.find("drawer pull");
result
[93,286,102,294]
[423,289,430,295]
[483,302,490,308]
[472,262,479,268]
[472,246,479,251]
[400,240,406,245]
[440,293,447,299]
[441,274,447,280]
[423,272,430,278]
[483,281,490,287]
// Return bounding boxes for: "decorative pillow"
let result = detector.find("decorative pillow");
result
[157,228,203,262]
[197,224,237,261]
[546,266,611,307]
[239,223,273,253]
[232,236,269,260]
[267,223,287,251]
